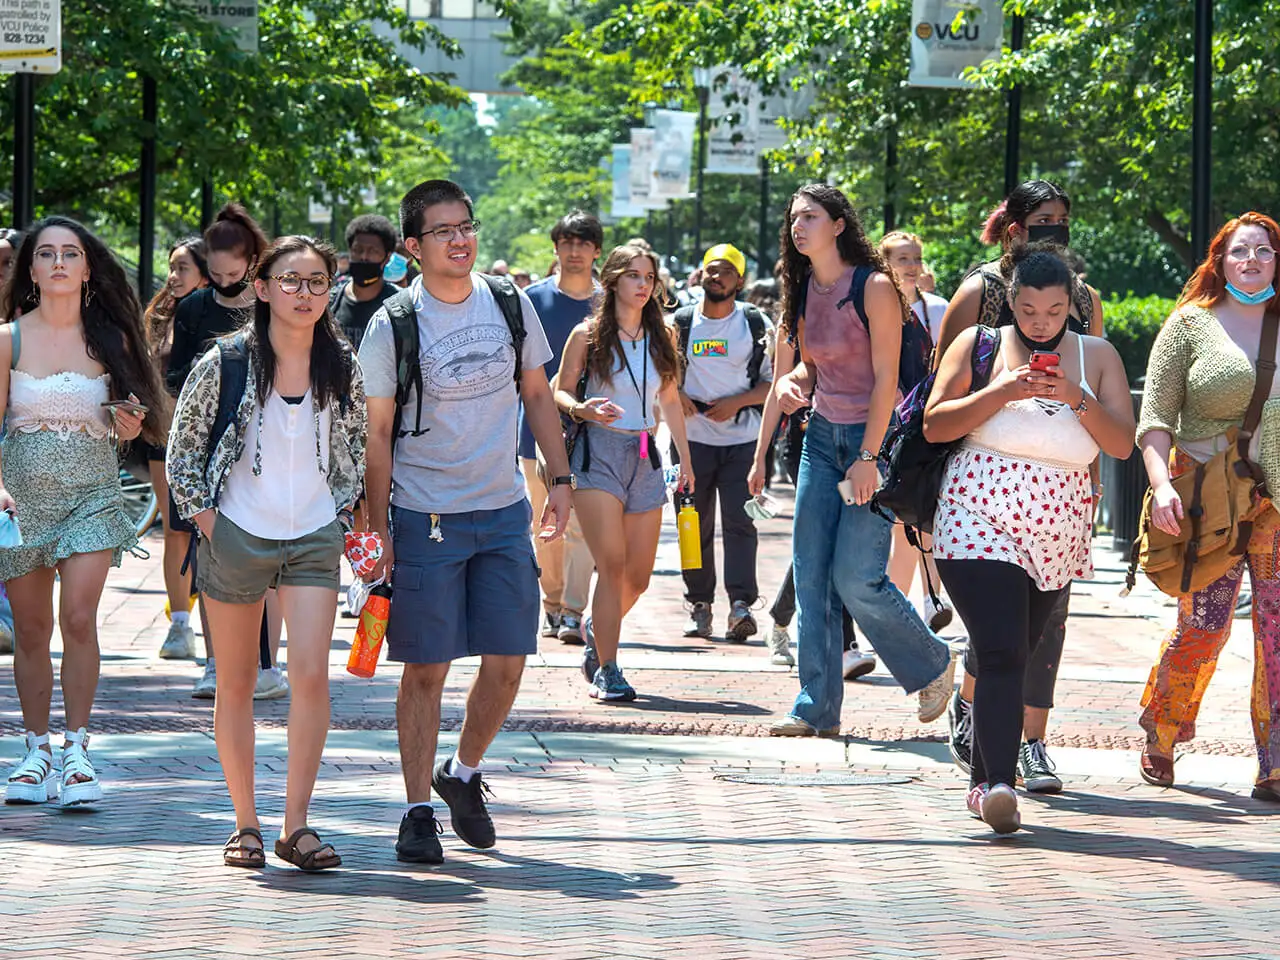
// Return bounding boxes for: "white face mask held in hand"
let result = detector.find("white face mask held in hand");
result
[0,511,21,548]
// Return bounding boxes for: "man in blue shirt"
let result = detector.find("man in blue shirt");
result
[519,211,603,644]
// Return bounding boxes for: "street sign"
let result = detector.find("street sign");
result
[908,0,1003,89]
[0,0,61,74]
[181,2,259,54]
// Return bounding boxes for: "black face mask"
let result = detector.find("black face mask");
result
[1012,317,1068,354]
[1026,223,1071,248]
[347,261,384,287]
[212,278,248,298]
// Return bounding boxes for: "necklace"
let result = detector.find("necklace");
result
[618,322,643,341]
[811,274,840,296]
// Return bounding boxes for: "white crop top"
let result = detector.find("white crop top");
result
[7,369,111,440]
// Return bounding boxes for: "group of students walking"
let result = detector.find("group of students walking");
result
[0,171,1277,860]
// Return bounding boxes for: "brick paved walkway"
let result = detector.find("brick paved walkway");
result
[2,486,1276,957]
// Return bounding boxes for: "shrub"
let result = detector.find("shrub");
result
[1103,294,1176,384]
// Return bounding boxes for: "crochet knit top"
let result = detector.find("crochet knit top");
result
[1137,305,1280,490]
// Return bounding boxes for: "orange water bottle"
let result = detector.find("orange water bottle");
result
[346,583,393,678]
[677,494,702,570]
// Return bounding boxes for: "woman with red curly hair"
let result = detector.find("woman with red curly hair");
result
[1137,212,1280,796]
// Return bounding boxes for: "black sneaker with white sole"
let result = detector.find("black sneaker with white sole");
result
[431,758,496,849]
[396,804,444,863]
[948,689,972,775]
[1017,739,1063,793]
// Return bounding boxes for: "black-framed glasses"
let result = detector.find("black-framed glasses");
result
[271,273,333,296]
[420,220,481,243]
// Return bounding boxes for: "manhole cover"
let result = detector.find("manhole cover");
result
[714,773,915,787]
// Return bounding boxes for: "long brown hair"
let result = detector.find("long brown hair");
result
[1177,212,1280,312]
[586,244,680,387]
[145,236,208,354]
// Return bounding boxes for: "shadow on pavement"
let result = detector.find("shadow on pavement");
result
[448,848,678,900]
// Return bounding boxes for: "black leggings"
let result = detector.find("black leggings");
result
[962,584,1069,709]
[937,558,1065,788]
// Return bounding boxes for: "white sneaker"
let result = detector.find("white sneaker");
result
[923,594,954,632]
[768,625,795,666]
[159,621,197,660]
[191,658,217,700]
[254,665,290,700]
[842,647,876,680]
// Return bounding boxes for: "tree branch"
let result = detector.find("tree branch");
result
[1144,209,1195,270]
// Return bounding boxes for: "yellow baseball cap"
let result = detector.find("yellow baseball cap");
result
[702,243,746,277]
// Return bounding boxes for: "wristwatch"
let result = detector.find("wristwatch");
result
[1073,396,1089,417]
[858,449,877,462]
[552,474,578,490]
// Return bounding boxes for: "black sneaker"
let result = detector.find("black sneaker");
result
[948,689,972,775]
[431,758,496,849]
[1017,739,1063,794]
[396,804,444,863]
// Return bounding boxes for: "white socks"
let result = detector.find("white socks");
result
[171,611,190,627]
[448,756,479,783]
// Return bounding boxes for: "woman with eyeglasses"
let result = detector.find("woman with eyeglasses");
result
[168,235,366,869]
[1137,212,1280,798]
[0,216,167,807]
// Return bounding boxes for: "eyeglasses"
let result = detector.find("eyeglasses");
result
[35,248,84,265]
[1227,244,1277,263]
[419,220,481,243]
[271,274,333,296]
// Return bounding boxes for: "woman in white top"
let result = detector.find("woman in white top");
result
[923,249,1133,833]
[168,236,367,870]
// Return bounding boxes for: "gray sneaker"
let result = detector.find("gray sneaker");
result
[1017,739,1063,794]
[253,665,290,701]
[581,617,599,683]
[767,624,794,666]
[684,602,713,638]
[159,621,197,660]
[557,613,584,646]
[540,611,561,638]
[726,600,757,642]
[589,663,636,702]
[191,658,217,700]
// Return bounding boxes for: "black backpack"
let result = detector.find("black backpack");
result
[673,302,770,421]
[791,265,934,395]
[385,273,526,450]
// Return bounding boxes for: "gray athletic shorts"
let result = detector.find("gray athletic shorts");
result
[197,514,343,604]
[386,499,541,664]
[571,423,668,514]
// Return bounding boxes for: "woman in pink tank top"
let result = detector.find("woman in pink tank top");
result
[763,184,956,740]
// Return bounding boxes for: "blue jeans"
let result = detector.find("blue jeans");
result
[791,414,951,730]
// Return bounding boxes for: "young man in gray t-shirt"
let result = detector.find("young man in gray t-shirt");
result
[358,180,573,865]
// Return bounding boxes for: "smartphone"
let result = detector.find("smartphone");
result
[1028,351,1060,373]
[837,478,857,506]
[101,399,149,416]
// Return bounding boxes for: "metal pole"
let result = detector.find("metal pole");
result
[666,206,675,263]
[693,87,709,263]
[138,75,158,300]
[200,178,214,229]
[758,155,770,279]
[1003,12,1025,198]
[12,73,35,228]
[272,204,281,239]
[884,125,898,233]
[1191,0,1213,260]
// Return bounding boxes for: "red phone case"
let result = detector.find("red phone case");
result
[1029,352,1059,372]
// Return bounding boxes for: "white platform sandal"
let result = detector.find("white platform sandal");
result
[59,727,103,807]
[6,731,57,804]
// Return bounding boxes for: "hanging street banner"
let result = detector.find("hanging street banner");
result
[908,0,1003,89]
[651,110,697,199]
[757,81,815,153]
[181,2,260,54]
[0,0,61,74]
[704,65,760,175]
[628,128,667,210]
[610,145,646,219]
[307,196,332,226]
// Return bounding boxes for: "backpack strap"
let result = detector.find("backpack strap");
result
[838,265,876,330]
[479,273,525,386]
[673,305,696,385]
[206,332,251,488]
[969,325,1002,390]
[8,318,18,370]
[328,277,351,315]
[742,303,769,389]
[385,288,422,448]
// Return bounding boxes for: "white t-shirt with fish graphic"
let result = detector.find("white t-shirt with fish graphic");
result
[359,273,552,514]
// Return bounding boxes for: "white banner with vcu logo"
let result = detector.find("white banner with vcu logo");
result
[908,0,1003,89]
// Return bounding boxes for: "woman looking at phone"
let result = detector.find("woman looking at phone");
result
[0,216,167,807]
[923,248,1133,833]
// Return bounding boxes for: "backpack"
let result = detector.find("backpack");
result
[673,302,770,421]
[791,266,934,394]
[870,325,1002,543]
[206,332,251,486]
[386,273,526,450]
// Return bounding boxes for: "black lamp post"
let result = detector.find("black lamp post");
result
[1191,0,1213,260]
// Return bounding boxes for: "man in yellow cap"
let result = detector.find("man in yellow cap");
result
[672,244,773,641]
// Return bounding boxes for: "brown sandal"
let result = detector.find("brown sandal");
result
[274,827,342,872]
[223,827,266,868]
[1140,746,1175,787]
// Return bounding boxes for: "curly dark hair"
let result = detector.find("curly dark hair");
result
[586,244,680,388]
[2,216,168,445]
[248,235,352,411]
[777,183,906,340]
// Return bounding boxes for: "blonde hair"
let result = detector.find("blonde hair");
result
[879,231,923,256]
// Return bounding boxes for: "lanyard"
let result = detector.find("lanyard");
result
[619,331,649,430]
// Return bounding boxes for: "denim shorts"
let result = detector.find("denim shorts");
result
[386,499,541,664]
[571,423,667,514]
[197,514,343,604]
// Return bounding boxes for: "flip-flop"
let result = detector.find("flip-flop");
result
[274,827,342,872]
[223,827,266,869]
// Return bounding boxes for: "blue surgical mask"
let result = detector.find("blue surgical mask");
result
[1226,282,1276,306]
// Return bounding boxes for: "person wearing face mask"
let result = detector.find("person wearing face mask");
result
[330,215,399,350]
[144,237,210,661]
[934,180,1106,794]
[1136,212,1280,798]
[924,248,1134,832]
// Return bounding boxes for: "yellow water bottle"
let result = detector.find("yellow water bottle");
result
[678,493,702,570]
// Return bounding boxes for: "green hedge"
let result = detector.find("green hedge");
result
[1103,294,1176,384]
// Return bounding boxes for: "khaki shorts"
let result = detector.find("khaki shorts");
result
[197,514,343,604]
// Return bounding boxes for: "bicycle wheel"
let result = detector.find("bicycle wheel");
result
[118,466,159,537]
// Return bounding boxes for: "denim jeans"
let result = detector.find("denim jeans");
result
[791,414,951,730]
